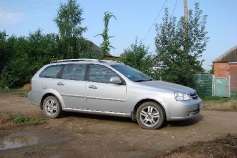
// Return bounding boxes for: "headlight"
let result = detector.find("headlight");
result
[174,92,191,101]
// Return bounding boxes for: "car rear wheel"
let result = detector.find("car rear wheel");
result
[136,102,165,130]
[43,96,62,118]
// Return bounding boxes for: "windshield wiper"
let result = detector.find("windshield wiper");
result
[135,79,153,82]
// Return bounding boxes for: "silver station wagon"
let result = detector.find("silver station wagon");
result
[28,59,203,129]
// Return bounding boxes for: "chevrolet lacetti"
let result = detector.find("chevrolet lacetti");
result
[28,59,203,129]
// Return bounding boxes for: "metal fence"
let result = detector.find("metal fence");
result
[193,74,213,96]
[193,74,237,97]
[230,74,237,97]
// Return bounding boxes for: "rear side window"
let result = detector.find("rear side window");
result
[61,64,87,81]
[39,65,63,78]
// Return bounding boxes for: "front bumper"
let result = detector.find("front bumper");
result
[166,98,203,121]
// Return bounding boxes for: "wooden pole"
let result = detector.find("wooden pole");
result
[184,0,188,55]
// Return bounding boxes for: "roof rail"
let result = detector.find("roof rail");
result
[51,58,124,64]
[100,60,124,64]
[51,58,99,63]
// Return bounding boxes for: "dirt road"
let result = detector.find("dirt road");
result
[0,93,237,158]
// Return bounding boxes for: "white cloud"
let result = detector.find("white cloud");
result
[0,10,25,25]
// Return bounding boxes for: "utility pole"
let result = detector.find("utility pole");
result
[184,0,188,27]
[184,0,188,55]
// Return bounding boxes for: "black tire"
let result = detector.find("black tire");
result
[42,96,62,119]
[136,102,165,130]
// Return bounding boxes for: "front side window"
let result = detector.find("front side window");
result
[61,64,87,80]
[89,64,118,83]
[39,65,64,78]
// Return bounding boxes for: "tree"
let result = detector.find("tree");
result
[0,31,8,74]
[27,29,60,74]
[0,30,59,88]
[0,35,29,88]
[155,3,208,87]
[54,0,88,58]
[96,11,116,59]
[121,37,153,74]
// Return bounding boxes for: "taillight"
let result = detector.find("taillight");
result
[30,80,32,91]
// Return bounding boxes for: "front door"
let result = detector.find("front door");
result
[86,64,128,113]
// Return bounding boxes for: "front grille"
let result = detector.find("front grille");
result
[190,92,198,100]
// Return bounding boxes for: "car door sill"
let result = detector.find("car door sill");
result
[63,108,130,117]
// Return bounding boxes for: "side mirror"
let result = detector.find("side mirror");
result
[110,77,122,84]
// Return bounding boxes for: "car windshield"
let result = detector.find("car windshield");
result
[111,64,152,82]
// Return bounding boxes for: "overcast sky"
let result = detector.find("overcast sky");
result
[1,0,237,70]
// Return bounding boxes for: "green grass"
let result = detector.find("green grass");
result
[0,84,30,93]
[201,95,231,101]
[0,112,46,125]
[0,112,14,124]
[0,87,12,93]
[13,115,46,125]
[202,96,237,111]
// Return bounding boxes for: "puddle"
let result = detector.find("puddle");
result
[0,135,38,150]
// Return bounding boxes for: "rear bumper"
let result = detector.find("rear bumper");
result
[28,91,41,107]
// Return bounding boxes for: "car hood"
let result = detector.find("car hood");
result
[136,80,195,94]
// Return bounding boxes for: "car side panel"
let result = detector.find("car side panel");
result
[53,79,87,109]
[126,87,171,118]
[86,81,128,113]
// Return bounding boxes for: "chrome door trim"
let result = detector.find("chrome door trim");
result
[60,93,85,98]
[86,96,126,102]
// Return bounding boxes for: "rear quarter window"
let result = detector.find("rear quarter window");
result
[39,65,63,78]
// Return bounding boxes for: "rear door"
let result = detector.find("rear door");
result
[56,64,87,109]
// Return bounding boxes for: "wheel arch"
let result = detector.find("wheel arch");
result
[40,90,65,109]
[132,99,167,121]
[40,93,55,109]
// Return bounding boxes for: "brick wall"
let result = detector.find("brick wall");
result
[214,62,237,77]
[229,63,237,75]
[214,63,229,77]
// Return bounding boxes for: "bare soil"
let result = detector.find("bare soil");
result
[0,92,237,158]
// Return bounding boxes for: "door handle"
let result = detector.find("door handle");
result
[88,85,97,89]
[57,82,64,86]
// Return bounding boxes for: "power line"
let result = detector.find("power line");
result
[143,0,168,42]
[172,0,178,16]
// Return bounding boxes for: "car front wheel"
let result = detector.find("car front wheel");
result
[43,96,62,119]
[136,102,165,130]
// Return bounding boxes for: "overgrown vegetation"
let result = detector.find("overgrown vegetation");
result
[158,133,237,158]
[121,37,153,75]
[155,3,208,87]
[202,96,237,111]
[54,0,92,59]
[0,30,59,88]
[0,0,93,89]
[0,1,208,89]
[96,11,116,59]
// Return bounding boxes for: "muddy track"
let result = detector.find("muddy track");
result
[0,93,237,158]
